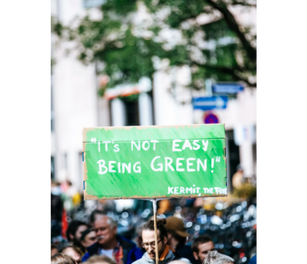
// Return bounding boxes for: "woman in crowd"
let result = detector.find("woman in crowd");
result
[59,245,83,264]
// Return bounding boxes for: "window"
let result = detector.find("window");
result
[123,98,140,126]
[48,75,53,131]
[48,157,54,179]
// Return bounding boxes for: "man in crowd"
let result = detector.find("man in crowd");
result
[191,236,215,264]
[82,214,143,264]
[164,217,196,264]
[132,219,190,264]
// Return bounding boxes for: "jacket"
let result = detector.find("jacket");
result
[132,246,190,264]
[82,235,143,263]
[248,255,256,264]
[175,243,197,264]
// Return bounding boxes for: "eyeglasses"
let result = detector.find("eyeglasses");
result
[142,239,162,248]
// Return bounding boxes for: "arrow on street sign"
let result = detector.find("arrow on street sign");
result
[212,83,244,94]
[192,96,228,111]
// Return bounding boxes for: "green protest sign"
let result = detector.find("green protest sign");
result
[82,124,227,199]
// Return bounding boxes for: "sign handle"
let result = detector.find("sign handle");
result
[152,199,159,264]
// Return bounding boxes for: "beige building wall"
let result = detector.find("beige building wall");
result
[51,0,110,191]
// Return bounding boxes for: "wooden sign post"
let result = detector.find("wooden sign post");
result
[152,199,159,264]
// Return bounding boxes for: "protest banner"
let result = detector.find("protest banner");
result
[82,124,227,200]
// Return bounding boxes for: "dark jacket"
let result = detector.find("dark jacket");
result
[175,243,197,264]
[82,236,143,263]
[248,255,256,264]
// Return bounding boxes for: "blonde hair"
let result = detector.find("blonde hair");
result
[59,245,83,257]
[84,255,118,264]
[51,253,75,264]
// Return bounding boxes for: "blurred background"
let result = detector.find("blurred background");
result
[51,0,256,263]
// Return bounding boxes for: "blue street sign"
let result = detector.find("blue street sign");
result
[192,96,228,111]
[212,83,244,94]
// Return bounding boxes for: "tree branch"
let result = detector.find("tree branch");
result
[191,61,256,87]
[205,0,256,63]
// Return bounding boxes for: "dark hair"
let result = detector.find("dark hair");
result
[51,253,75,264]
[84,255,117,264]
[80,228,95,242]
[66,220,88,241]
[142,219,167,240]
[167,229,186,245]
[59,245,83,257]
[89,209,105,225]
[191,236,213,254]
[66,180,72,186]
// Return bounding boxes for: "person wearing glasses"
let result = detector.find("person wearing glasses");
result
[191,236,215,264]
[82,214,143,264]
[132,219,191,264]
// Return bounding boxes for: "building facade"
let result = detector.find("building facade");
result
[51,0,256,192]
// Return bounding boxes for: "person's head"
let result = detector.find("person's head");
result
[192,236,215,263]
[203,250,234,264]
[141,219,168,260]
[93,215,117,246]
[66,220,89,242]
[80,228,98,249]
[51,253,75,264]
[51,244,59,256]
[164,216,189,247]
[236,164,243,172]
[84,255,118,264]
[66,180,73,186]
[59,246,82,264]
[89,210,105,227]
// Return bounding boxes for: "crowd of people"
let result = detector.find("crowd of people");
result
[51,210,256,264]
